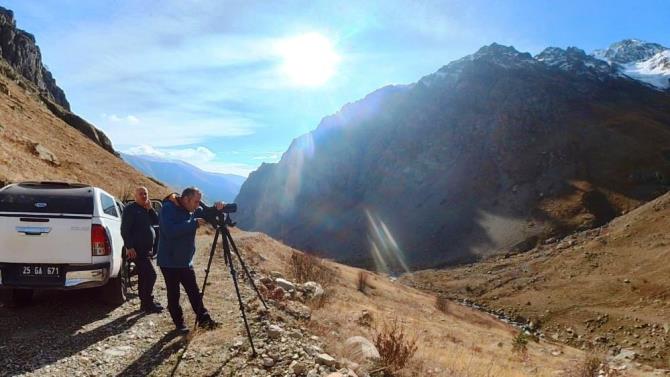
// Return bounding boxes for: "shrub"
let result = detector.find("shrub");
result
[288,252,334,287]
[373,320,418,376]
[512,331,529,356]
[565,354,615,377]
[357,271,370,294]
[435,296,449,314]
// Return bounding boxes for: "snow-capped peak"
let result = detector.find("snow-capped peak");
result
[593,39,666,64]
[591,39,670,89]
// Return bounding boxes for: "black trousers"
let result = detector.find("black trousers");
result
[134,252,157,306]
[160,267,210,326]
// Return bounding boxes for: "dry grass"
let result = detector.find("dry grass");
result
[373,319,418,376]
[288,251,335,287]
[404,192,670,370]
[228,231,655,377]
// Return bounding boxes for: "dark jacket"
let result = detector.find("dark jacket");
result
[121,202,159,254]
[157,196,203,268]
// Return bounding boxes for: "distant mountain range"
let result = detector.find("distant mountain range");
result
[121,153,245,203]
[235,39,670,271]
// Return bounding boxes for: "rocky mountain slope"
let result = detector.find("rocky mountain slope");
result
[121,153,246,202]
[404,190,670,369]
[0,6,115,154]
[0,10,164,197]
[236,42,670,270]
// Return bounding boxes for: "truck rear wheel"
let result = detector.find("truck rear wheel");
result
[101,263,128,306]
[11,288,34,306]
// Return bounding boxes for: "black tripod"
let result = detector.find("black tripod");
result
[198,213,268,357]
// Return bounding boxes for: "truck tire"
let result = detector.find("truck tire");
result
[101,263,128,306]
[11,288,34,306]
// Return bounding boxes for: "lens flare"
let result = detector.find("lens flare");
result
[365,209,410,275]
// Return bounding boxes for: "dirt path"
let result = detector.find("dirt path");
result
[0,236,246,377]
[1,233,347,377]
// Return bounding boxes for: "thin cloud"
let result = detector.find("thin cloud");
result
[102,113,140,125]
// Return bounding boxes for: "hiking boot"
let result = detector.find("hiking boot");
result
[174,323,189,334]
[140,302,164,314]
[197,317,221,330]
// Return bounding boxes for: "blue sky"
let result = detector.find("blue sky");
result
[4,0,670,176]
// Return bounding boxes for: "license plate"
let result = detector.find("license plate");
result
[20,265,61,277]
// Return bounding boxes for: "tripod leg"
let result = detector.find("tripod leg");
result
[196,226,220,327]
[222,238,257,356]
[223,227,269,310]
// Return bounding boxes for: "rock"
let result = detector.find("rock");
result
[612,348,637,362]
[262,357,274,367]
[290,360,308,375]
[275,278,295,292]
[270,271,285,279]
[286,301,312,319]
[305,344,323,356]
[103,346,133,357]
[267,324,283,339]
[33,143,59,165]
[326,373,345,377]
[344,336,380,361]
[304,281,324,298]
[316,353,337,366]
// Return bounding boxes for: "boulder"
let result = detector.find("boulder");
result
[33,143,59,165]
[275,278,295,292]
[304,281,325,298]
[344,336,380,361]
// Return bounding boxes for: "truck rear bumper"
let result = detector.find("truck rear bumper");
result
[0,262,110,290]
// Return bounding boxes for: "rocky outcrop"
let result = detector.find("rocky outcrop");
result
[0,6,68,109]
[0,6,117,155]
[236,43,670,271]
[41,96,116,155]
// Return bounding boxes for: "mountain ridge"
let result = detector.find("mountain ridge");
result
[121,153,245,203]
[236,41,670,271]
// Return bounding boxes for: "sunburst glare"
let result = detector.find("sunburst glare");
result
[276,32,341,87]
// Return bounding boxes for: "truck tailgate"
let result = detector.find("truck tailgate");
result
[0,215,92,264]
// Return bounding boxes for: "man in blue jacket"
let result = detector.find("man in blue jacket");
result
[158,187,223,332]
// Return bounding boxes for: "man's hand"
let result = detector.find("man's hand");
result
[126,248,137,260]
[214,201,225,210]
[196,218,207,227]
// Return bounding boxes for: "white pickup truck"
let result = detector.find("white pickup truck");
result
[0,181,128,305]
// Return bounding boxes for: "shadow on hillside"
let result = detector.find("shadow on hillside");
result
[0,288,143,375]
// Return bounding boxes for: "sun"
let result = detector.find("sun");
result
[276,33,341,87]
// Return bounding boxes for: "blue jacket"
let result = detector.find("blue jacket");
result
[157,199,203,268]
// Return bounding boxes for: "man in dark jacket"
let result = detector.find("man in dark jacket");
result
[121,186,163,313]
[158,187,223,332]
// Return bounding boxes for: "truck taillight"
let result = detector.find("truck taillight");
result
[91,224,111,256]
